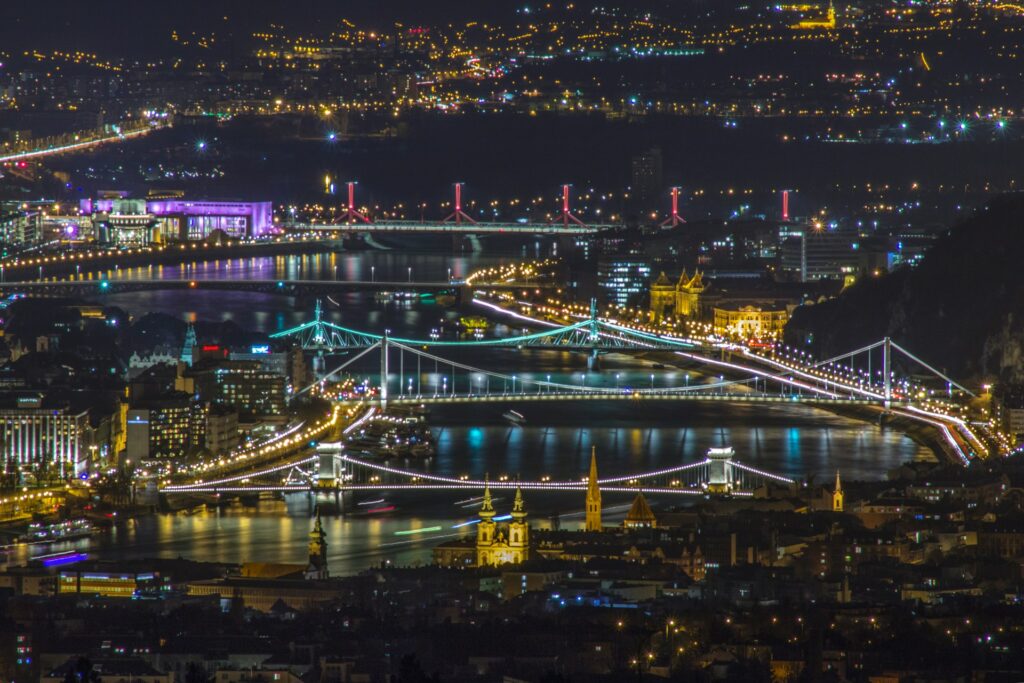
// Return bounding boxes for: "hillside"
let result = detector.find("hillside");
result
[785,194,1024,383]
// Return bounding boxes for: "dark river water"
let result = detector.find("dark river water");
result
[2,249,932,575]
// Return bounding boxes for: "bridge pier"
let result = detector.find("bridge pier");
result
[312,352,326,380]
[380,334,389,410]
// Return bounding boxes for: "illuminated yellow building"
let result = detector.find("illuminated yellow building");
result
[712,304,789,340]
[649,269,706,321]
[624,491,657,529]
[585,447,602,532]
[477,483,530,567]
[792,1,836,29]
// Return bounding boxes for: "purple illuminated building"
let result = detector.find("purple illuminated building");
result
[80,197,273,241]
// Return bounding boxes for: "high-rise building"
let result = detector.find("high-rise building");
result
[585,447,602,532]
[597,255,651,308]
[187,359,286,416]
[0,204,42,250]
[631,147,663,205]
[205,406,239,456]
[780,228,861,282]
[125,394,206,462]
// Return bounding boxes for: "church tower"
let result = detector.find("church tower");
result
[180,323,197,366]
[585,447,602,532]
[508,486,530,563]
[832,470,844,512]
[306,508,329,579]
[476,478,497,566]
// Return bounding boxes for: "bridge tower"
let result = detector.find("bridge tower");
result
[342,182,371,224]
[587,297,601,370]
[660,186,685,228]
[550,184,588,227]
[883,336,892,408]
[380,332,389,410]
[311,300,327,378]
[706,447,736,495]
[316,442,344,489]
[443,183,477,225]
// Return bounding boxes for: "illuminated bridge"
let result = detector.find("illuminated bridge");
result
[272,299,985,465]
[0,277,541,299]
[287,220,608,235]
[282,183,619,236]
[161,436,796,498]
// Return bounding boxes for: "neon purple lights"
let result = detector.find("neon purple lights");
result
[41,552,88,567]
[79,199,273,237]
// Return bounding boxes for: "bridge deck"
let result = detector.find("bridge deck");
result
[286,221,616,235]
[373,393,886,405]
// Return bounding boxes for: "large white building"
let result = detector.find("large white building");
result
[0,397,90,476]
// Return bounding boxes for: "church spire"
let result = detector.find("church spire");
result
[832,470,844,512]
[180,323,197,366]
[512,486,526,521]
[585,446,602,532]
[480,475,496,520]
[307,506,328,579]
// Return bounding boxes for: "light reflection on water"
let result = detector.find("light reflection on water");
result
[14,250,933,575]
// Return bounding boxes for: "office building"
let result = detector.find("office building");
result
[630,146,663,204]
[596,254,650,308]
[780,227,861,282]
[0,204,42,249]
[188,360,286,416]
[206,406,239,455]
[125,394,207,462]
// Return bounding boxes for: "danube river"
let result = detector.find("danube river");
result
[2,250,933,575]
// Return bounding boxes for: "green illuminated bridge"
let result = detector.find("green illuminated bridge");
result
[271,300,984,465]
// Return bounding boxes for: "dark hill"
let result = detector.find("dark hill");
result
[785,194,1024,383]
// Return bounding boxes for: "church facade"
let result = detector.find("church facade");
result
[433,483,531,568]
[649,269,706,322]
